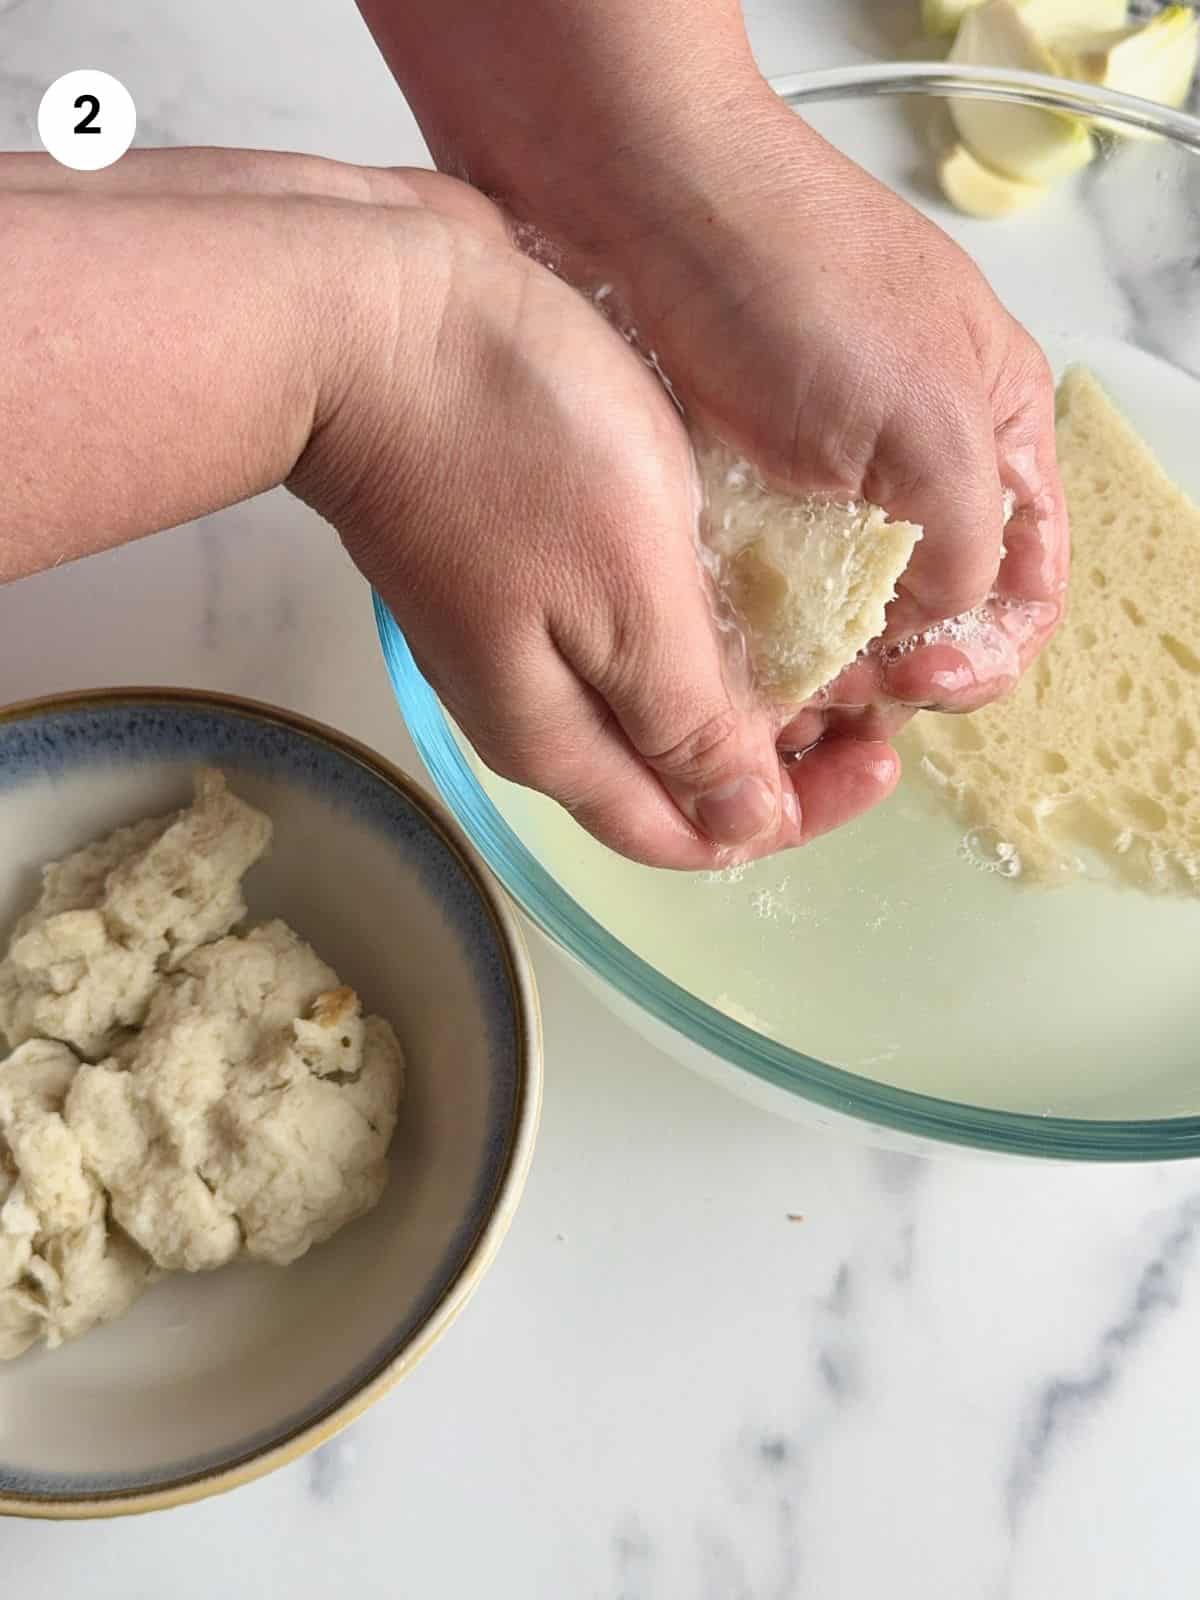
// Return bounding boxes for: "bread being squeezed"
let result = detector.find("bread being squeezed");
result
[698,444,923,704]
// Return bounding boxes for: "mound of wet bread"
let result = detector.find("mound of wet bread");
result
[0,772,405,1360]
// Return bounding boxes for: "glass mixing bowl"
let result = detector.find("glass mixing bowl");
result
[377,65,1200,1162]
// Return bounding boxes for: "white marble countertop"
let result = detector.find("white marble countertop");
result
[4,2,1200,1595]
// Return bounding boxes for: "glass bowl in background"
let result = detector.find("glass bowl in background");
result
[377,66,1200,1162]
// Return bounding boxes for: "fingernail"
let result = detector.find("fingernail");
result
[695,775,777,845]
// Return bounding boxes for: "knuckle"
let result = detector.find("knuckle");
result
[270,152,366,202]
[603,581,664,678]
[570,558,676,694]
[869,396,990,514]
[273,155,425,211]
[1020,338,1055,396]
[467,691,597,800]
[786,353,882,491]
[471,721,555,791]
[358,165,434,211]
[388,168,509,235]
[642,707,741,784]
[994,330,1055,431]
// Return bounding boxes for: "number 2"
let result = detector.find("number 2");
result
[73,94,101,135]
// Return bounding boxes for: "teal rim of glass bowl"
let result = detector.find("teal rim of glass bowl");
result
[373,64,1200,1163]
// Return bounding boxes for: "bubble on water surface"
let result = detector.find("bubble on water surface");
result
[959,826,1023,878]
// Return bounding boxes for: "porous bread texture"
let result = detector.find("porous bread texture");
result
[910,366,1200,892]
[698,445,923,704]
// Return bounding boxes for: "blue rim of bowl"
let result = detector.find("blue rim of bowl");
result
[375,65,1200,1163]
[0,687,543,1518]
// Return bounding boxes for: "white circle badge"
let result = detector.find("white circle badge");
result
[38,71,137,172]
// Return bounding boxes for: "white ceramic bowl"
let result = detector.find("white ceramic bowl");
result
[0,689,541,1518]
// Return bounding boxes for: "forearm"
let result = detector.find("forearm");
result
[0,185,328,582]
[355,0,784,269]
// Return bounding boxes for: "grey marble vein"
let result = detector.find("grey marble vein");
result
[131,113,184,148]
[198,523,225,652]
[697,1524,755,1600]
[706,1428,803,1600]
[813,1259,858,1397]
[307,1434,358,1501]
[0,66,41,146]
[870,1149,926,1198]
[889,1219,916,1286]
[824,1260,853,1316]
[871,1151,926,1285]
[612,1511,656,1600]
[1006,1189,1200,1528]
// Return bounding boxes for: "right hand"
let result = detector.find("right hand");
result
[464,85,1069,762]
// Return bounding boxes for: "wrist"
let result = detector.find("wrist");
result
[285,205,458,556]
[360,0,794,282]
[507,66,778,261]
[494,76,829,341]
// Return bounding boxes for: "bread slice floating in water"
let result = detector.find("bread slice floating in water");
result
[697,445,923,705]
[910,366,1200,893]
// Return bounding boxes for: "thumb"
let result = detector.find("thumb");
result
[567,572,794,851]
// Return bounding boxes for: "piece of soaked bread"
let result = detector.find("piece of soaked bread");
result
[698,445,923,704]
[910,366,1200,892]
[0,770,272,1060]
